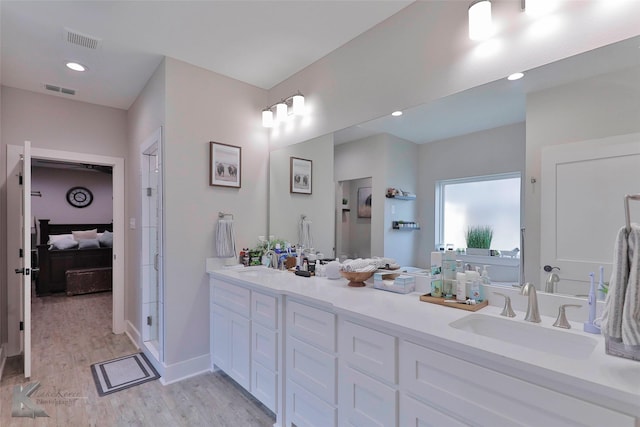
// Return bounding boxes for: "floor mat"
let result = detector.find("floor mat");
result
[90,352,160,396]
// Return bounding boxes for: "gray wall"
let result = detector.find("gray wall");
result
[269,134,335,257]
[524,65,640,288]
[417,123,526,268]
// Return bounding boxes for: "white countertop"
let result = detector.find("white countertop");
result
[208,265,640,417]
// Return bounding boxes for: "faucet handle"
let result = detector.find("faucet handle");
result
[493,292,516,317]
[553,304,582,329]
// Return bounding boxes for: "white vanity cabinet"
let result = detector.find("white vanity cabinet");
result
[399,340,636,427]
[285,299,338,427]
[210,278,280,414]
[338,319,398,427]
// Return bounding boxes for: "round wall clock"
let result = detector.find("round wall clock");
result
[66,186,93,208]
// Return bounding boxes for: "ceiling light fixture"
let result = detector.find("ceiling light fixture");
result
[391,111,403,117]
[262,91,306,128]
[468,0,493,41]
[66,62,87,72]
[507,72,524,80]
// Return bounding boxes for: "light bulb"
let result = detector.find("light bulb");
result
[276,102,288,122]
[468,0,493,41]
[292,94,305,116]
[262,109,274,128]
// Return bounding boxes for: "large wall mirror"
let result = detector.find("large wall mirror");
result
[268,35,640,298]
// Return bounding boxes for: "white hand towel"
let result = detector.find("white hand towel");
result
[602,223,640,346]
[215,219,236,258]
[299,218,313,249]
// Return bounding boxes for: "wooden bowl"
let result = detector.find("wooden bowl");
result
[340,270,374,287]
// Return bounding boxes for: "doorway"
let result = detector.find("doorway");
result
[336,177,372,260]
[6,145,125,366]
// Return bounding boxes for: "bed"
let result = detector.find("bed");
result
[36,219,113,295]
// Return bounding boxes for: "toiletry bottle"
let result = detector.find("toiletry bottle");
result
[456,273,467,301]
[481,265,491,284]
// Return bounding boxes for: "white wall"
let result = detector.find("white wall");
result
[525,65,640,288]
[269,134,334,257]
[335,133,418,266]
[269,1,640,150]
[126,60,166,348]
[417,123,526,268]
[162,58,268,368]
[32,167,113,225]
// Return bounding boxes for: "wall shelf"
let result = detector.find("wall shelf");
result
[386,195,416,201]
[392,221,420,230]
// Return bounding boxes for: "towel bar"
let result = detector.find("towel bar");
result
[624,194,640,232]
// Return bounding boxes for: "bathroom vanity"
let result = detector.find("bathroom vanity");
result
[208,266,639,427]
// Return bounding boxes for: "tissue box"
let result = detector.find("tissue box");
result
[373,274,415,294]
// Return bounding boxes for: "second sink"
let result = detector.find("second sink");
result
[449,313,597,359]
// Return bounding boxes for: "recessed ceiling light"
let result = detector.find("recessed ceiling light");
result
[507,72,524,81]
[391,111,403,117]
[66,62,87,72]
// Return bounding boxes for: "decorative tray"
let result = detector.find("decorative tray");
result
[419,294,488,312]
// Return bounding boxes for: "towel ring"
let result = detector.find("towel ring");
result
[218,212,234,219]
[624,194,640,232]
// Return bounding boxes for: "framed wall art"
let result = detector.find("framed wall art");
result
[357,186,372,218]
[210,142,241,188]
[290,157,312,194]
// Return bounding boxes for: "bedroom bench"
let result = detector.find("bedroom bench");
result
[65,267,112,296]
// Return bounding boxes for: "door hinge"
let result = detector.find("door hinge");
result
[19,321,24,331]
[146,187,152,197]
[146,316,152,326]
[19,248,23,258]
[19,174,23,185]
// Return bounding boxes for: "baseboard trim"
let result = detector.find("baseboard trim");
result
[125,320,141,350]
[159,353,211,385]
[0,343,6,381]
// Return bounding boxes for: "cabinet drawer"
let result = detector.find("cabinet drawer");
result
[252,322,277,371]
[339,364,397,427]
[252,361,277,413]
[252,291,278,329]
[400,394,468,427]
[287,335,337,405]
[400,340,635,427]
[287,379,337,427]
[340,320,397,384]
[212,280,250,317]
[287,300,335,352]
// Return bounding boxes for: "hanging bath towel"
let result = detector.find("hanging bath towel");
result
[216,219,237,258]
[602,223,640,347]
[299,218,313,249]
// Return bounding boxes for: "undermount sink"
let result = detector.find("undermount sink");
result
[449,314,598,359]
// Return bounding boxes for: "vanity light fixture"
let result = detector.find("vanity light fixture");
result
[391,111,403,117]
[66,62,87,72]
[468,0,494,41]
[262,91,306,127]
[507,72,524,81]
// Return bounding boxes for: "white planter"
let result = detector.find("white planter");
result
[466,248,490,256]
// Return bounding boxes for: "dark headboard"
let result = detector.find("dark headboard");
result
[39,219,113,245]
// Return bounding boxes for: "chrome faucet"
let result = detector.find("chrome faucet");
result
[545,272,560,293]
[263,250,279,269]
[520,282,541,323]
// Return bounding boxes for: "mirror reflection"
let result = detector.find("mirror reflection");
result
[269,35,640,299]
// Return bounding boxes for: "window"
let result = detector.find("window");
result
[435,173,521,251]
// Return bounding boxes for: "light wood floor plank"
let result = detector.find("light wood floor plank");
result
[1,292,275,426]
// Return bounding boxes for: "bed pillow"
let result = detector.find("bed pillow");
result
[78,238,100,249]
[51,237,79,250]
[48,233,74,245]
[72,229,98,240]
[98,230,113,248]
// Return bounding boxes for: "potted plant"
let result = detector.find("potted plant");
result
[465,225,493,256]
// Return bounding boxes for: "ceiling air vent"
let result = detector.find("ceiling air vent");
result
[64,27,101,50]
[44,84,76,96]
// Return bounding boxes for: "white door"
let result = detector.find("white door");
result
[540,134,640,295]
[16,141,32,378]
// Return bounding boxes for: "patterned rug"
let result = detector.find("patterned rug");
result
[90,353,160,396]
